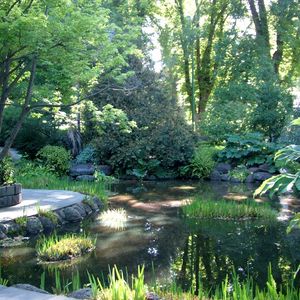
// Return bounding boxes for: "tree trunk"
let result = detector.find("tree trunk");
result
[0,57,10,134]
[0,57,36,160]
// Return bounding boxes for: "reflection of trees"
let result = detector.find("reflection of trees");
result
[174,219,300,295]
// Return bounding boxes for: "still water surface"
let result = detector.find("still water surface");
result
[1,180,300,292]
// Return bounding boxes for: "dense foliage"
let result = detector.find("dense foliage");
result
[0,157,14,186]
[37,146,71,177]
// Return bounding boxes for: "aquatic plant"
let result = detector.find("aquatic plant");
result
[183,197,277,220]
[98,208,127,230]
[15,162,107,201]
[88,265,146,300]
[0,266,8,286]
[36,233,96,262]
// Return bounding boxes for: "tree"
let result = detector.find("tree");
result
[0,0,124,160]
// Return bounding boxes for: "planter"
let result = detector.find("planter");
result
[0,183,22,208]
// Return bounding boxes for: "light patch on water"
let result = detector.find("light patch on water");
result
[98,208,127,230]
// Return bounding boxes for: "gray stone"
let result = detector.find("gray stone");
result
[258,163,270,172]
[248,167,259,174]
[11,284,50,295]
[76,175,95,182]
[97,165,112,176]
[230,177,241,183]
[14,184,22,194]
[5,221,20,235]
[0,230,7,240]
[70,164,95,177]
[210,170,222,181]
[245,174,255,183]
[215,163,232,174]
[26,217,43,235]
[0,223,8,234]
[82,203,93,215]
[93,197,103,210]
[253,172,273,181]
[221,174,230,181]
[73,204,87,218]
[68,288,92,299]
[146,292,160,300]
[39,216,56,232]
[63,207,83,222]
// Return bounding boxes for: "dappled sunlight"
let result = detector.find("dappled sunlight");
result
[170,185,196,191]
[98,208,128,230]
[223,193,248,201]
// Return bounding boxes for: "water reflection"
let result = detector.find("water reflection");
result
[1,180,300,293]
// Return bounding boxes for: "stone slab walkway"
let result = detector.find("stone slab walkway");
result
[0,189,85,222]
[0,285,75,299]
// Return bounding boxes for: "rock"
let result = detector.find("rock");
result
[26,217,43,235]
[210,170,222,181]
[63,207,83,222]
[70,164,95,177]
[76,175,95,182]
[146,292,160,300]
[12,284,49,294]
[253,172,273,181]
[39,216,56,232]
[68,288,93,299]
[221,174,230,181]
[144,175,157,181]
[258,163,270,172]
[0,230,7,240]
[245,174,255,183]
[0,223,8,234]
[97,165,112,176]
[4,221,20,235]
[230,177,241,183]
[93,197,103,210]
[83,203,93,215]
[248,167,259,174]
[215,163,232,174]
[0,236,28,247]
[73,204,87,218]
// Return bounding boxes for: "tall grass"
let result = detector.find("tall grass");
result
[36,233,96,262]
[15,162,107,201]
[183,197,277,220]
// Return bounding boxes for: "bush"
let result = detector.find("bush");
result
[218,132,278,167]
[180,144,219,179]
[0,157,15,186]
[75,145,97,164]
[37,145,71,176]
[229,165,250,182]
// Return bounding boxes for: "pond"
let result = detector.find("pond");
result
[1,180,300,293]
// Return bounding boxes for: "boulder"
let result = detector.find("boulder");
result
[93,197,103,210]
[253,172,272,181]
[146,292,160,300]
[12,284,49,294]
[63,207,83,223]
[258,163,270,172]
[70,164,95,177]
[0,230,7,240]
[221,174,230,181]
[230,177,241,183]
[83,203,93,215]
[215,163,232,174]
[73,204,87,218]
[3,221,20,235]
[245,174,255,183]
[68,288,93,299]
[39,216,56,232]
[97,165,112,176]
[76,175,95,182]
[210,170,222,181]
[248,167,259,174]
[26,217,43,235]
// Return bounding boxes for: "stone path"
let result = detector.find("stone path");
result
[0,285,75,299]
[0,189,85,222]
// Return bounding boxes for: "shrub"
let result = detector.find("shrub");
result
[229,165,250,182]
[180,144,218,179]
[36,233,96,262]
[0,157,15,186]
[37,145,71,176]
[218,132,278,167]
[75,145,97,164]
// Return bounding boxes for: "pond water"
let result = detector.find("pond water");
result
[1,180,300,293]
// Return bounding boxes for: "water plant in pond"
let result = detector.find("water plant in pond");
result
[98,208,127,230]
[16,162,107,201]
[36,233,96,262]
[88,265,146,300]
[183,197,277,220]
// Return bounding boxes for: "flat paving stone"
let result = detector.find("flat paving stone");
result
[0,286,75,299]
[0,189,85,222]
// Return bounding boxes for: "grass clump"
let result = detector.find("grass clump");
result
[183,197,277,220]
[98,208,127,230]
[37,208,58,224]
[16,162,107,202]
[36,233,96,262]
